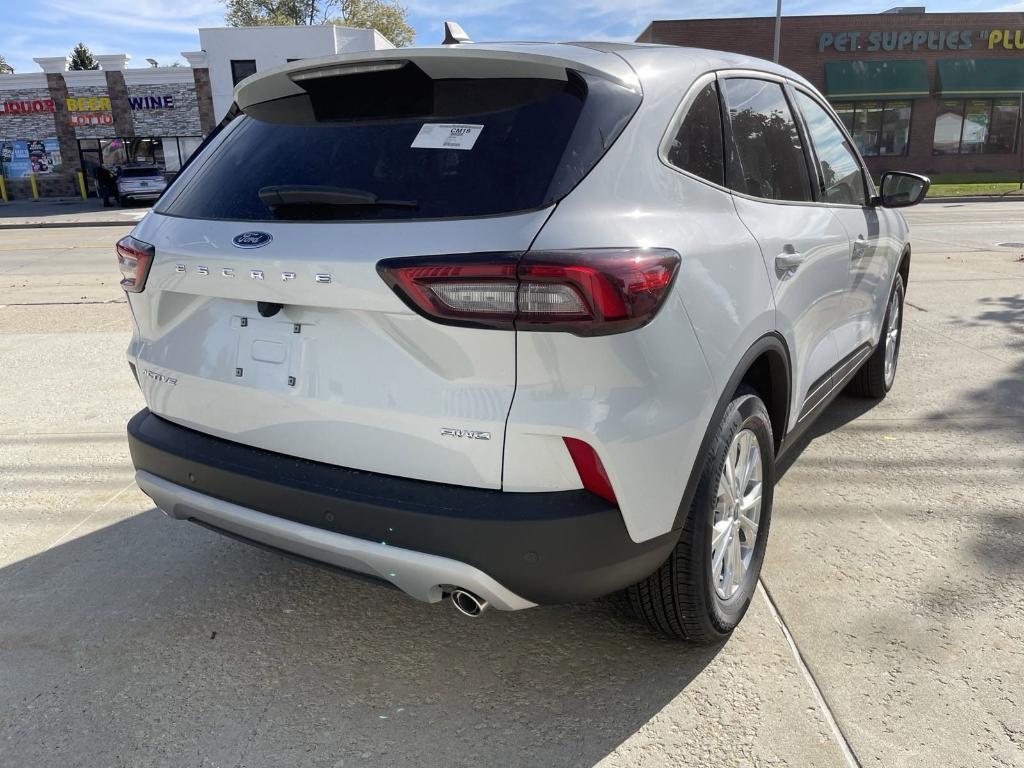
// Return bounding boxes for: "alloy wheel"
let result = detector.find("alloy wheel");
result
[711,428,763,600]
[884,285,902,388]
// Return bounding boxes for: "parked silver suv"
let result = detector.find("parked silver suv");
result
[115,163,167,205]
[120,41,928,641]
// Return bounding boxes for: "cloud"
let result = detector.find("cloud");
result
[404,0,764,45]
[37,0,222,36]
[3,0,219,71]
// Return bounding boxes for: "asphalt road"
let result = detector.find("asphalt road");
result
[0,203,1021,767]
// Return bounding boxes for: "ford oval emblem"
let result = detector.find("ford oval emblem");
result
[232,231,273,249]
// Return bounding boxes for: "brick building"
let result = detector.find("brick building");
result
[638,9,1024,181]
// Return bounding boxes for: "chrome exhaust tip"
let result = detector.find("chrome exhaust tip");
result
[450,588,488,617]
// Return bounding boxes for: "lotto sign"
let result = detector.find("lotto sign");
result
[68,112,114,127]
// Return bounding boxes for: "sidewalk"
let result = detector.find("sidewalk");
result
[0,197,149,229]
[0,192,1017,226]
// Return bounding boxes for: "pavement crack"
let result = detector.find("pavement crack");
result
[903,318,1014,366]
[757,580,863,768]
[1,300,127,307]
[44,480,138,551]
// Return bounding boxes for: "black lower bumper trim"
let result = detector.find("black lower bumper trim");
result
[127,409,678,604]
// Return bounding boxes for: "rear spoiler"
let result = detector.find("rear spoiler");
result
[234,45,640,120]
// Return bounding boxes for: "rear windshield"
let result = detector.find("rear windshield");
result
[157,66,640,222]
[120,167,162,178]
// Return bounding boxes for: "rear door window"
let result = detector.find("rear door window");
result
[721,78,813,202]
[158,66,640,222]
[666,81,725,186]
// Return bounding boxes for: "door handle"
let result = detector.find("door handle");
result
[852,237,868,259]
[775,250,805,273]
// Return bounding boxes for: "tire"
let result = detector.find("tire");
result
[847,273,905,399]
[628,387,774,643]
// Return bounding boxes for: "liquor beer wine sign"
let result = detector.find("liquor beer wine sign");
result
[0,94,175,123]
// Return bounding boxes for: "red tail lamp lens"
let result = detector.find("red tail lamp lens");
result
[377,248,680,336]
[563,437,617,504]
[116,235,156,293]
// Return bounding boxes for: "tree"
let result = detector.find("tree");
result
[223,0,414,47]
[69,43,99,70]
[0,54,13,74]
[341,0,413,47]
[225,0,314,26]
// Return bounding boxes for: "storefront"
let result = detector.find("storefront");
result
[0,54,215,200]
[0,26,394,200]
[637,10,1024,181]
[76,136,205,179]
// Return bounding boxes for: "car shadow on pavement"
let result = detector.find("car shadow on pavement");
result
[776,393,879,480]
[0,508,722,767]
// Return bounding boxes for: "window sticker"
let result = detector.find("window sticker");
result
[411,123,484,150]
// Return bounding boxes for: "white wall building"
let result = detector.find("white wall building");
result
[195,25,395,123]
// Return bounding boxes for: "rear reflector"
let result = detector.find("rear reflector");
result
[377,248,680,336]
[116,235,155,293]
[563,437,617,504]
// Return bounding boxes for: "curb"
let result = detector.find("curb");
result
[924,194,1024,204]
[0,220,137,230]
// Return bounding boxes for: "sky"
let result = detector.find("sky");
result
[3,0,1023,74]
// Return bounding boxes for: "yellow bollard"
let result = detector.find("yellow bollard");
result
[28,173,38,200]
[0,176,7,203]
[77,171,87,200]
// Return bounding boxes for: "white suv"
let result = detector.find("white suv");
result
[119,42,928,641]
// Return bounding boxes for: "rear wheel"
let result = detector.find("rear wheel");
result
[848,273,904,399]
[628,388,774,643]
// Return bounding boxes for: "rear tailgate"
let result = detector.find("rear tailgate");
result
[125,45,640,490]
[128,211,549,489]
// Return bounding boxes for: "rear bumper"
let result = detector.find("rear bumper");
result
[127,409,677,606]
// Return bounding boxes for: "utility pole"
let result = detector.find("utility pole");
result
[773,0,782,63]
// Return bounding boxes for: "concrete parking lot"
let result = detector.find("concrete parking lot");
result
[1,202,1022,767]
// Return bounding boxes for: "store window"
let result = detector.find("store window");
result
[178,136,204,164]
[831,101,912,157]
[126,137,159,165]
[231,59,257,86]
[78,136,205,185]
[933,98,1020,155]
[100,138,129,167]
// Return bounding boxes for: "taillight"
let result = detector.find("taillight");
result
[116,235,155,293]
[563,437,617,504]
[377,248,680,336]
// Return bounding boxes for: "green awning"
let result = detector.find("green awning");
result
[937,59,1024,96]
[825,60,930,99]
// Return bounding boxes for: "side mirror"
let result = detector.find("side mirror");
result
[876,171,930,208]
